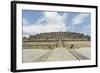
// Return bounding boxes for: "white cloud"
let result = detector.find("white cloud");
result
[44,12,64,25]
[72,14,89,25]
[23,12,68,37]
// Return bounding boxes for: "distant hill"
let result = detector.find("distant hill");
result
[23,32,91,41]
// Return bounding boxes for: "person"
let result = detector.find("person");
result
[70,44,73,49]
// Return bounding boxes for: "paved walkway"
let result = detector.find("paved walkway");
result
[45,48,77,61]
[23,40,90,62]
[57,39,64,47]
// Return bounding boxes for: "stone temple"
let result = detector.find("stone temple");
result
[23,32,91,49]
[23,32,90,41]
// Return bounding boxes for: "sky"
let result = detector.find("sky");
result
[22,10,91,37]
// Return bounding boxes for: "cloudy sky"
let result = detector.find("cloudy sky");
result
[22,10,91,37]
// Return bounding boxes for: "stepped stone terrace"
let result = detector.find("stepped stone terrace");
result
[23,32,91,42]
[22,32,91,49]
